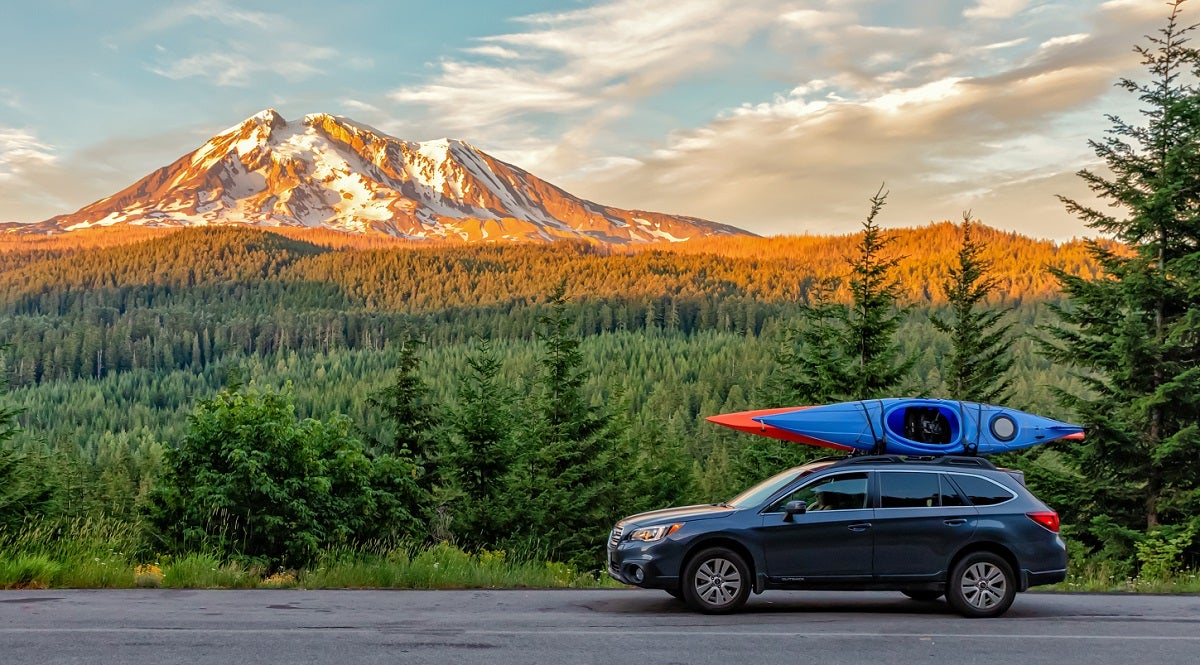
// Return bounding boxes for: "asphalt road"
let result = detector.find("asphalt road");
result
[3,588,1199,665]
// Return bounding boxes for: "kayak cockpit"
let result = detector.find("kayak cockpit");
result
[886,403,960,445]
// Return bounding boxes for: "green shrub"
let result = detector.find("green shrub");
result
[0,553,61,589]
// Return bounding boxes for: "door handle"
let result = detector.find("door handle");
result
[848,522,872,532]
[944,519,967,527]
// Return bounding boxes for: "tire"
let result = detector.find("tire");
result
[681,547,751,614]
[665,588,684,600]
[946,552,1016,618]
[902,589,943,602]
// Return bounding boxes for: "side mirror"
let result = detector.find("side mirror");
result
[783,500,807,522]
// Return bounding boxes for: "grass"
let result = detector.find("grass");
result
[1050,560,1200,593]
[4,517,1194,592]
[0,517,622,590]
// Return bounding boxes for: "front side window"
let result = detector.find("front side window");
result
[767,472,869,513]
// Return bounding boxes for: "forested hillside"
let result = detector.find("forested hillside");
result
[0,224,1095,567]
[0,224,1097,388]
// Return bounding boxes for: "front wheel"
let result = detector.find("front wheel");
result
[681,547,751,614]
[946,552,1016,618]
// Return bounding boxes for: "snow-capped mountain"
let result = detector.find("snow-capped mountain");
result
[22,110,751,244]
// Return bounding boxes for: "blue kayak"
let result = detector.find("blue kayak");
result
[753,398,1084,455]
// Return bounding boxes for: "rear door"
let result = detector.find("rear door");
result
[871,471,978,581]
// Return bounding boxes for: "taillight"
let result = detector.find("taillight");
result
[1027,511,1060,533]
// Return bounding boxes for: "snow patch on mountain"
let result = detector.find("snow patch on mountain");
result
[26,111,753,245]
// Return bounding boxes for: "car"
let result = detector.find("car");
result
[606,454,1066,617]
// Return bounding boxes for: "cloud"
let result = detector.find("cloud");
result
[0,128,56,181]
[140,1,339,86]
[965,1,1030,20]
[463,45,523,60]
[0,125,217,223]
[150,44,338,87]
[142,0,274,31]
[390,0,784,133]
[0,128,68,220]
[556,1,1163,241]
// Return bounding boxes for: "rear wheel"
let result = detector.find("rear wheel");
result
[946,552,1016,618]
[902,590,943,602]
[681,547,751,614]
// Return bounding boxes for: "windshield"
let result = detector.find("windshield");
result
[725,462,827,508]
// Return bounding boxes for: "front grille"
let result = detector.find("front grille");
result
[609,524,624,548]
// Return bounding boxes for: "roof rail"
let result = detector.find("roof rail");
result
[829,454,996,470]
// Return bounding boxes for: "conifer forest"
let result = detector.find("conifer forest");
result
[4,4,1200,583]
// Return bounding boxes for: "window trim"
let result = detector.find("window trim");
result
[941,471,1018,507]
[875,469,948,510]
[759,471,872,514]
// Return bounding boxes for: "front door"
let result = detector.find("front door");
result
[756,471,874,581]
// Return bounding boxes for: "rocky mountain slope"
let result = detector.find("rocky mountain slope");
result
[21,110,751,245]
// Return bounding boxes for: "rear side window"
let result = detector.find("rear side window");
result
[878,472,941,508]
[947,474,1014,506]
[939,474,969,507]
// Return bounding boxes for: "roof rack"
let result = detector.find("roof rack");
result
[830,455,997,470]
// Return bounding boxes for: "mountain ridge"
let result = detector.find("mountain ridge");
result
[15,110,751,246]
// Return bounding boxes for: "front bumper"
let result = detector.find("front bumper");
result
[607,531,686,590]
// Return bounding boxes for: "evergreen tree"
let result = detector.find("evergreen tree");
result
[772,185,914,405]
[367,336,442,495]
[516,284,623,567]
[0,350,59,530]
[845,185,915,399]
[768,279,851,404]
[445,337,517,550]
[932,214,1016,403]
[622,415,696,513]
[1041,0,1200,550]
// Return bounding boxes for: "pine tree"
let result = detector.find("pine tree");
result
[845,185,915,399]
[932,214,1016,404]
[516,283,623,567]
[367,336,442,494]
[772,185,914,405]
[1041,0,1200,545]
[768,279,851,404]
[445,337,517,550]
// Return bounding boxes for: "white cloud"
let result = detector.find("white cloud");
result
[390,0,786,133]
[983,38,1028,50]
[558,0,1163,241]
[1039,34,1090,50]
[150,44,337,87]
[141,1,339,87]
[965,1,1030,20]
[0,128,56,180]
[142,0,274,31]
[463,45,522,60]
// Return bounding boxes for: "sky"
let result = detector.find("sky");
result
[0,0,1176,240]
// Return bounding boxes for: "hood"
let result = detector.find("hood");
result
[618,503,733,529]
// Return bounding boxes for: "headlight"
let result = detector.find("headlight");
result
[628,523,683,542]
